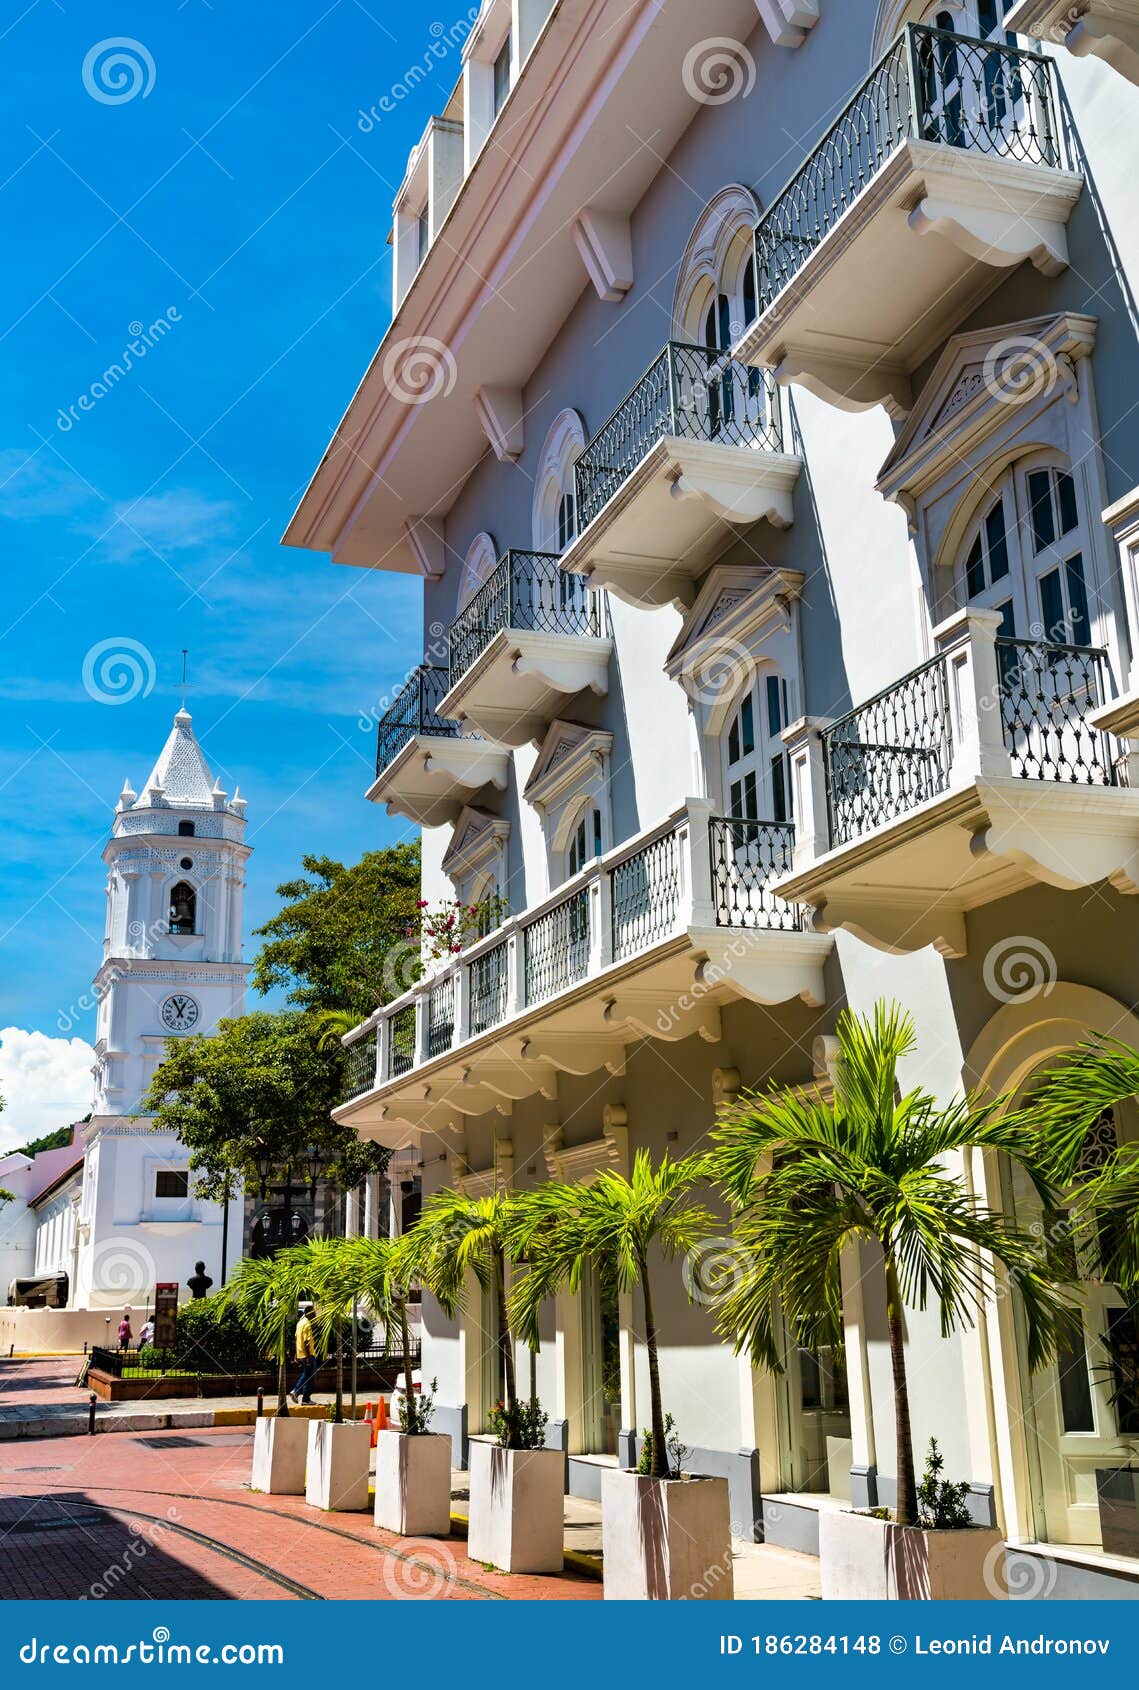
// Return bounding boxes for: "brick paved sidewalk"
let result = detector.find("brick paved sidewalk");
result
[0,1426,601,1601]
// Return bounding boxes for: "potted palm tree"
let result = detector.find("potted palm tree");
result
[331,1233,454,1539]
[221,1255,309,1496]
[1025,1036,1139,1558]
[711,1002,1071,1601]
[413,1186,561,1573]
[509,1150,728,1601]
[285,1238,373,1513]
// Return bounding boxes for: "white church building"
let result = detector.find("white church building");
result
[3,708,249,1314]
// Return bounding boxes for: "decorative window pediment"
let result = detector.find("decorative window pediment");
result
[665,564,804,733]
[524,718,613,883]
[441,806,510,904]
[877,312,1099,529]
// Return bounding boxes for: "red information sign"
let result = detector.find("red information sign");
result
[154,1282,179,1350]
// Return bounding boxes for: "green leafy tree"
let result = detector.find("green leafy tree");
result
[1021,1036,1139,1289]
[710,1002,1072,1526]
[307,1235,429,1431]
[219,1253,308,1416]
[508,1152,715,1479]
[252,847,422,1019]
[141,1009,386,1204]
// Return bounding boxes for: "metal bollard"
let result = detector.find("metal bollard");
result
[88,1392,97,1435]
[256,1386,264,1419]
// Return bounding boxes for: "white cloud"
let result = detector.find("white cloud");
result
[0,1027,94,1153]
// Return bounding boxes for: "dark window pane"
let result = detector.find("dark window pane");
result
[979,0,999,34]
[592,807,602,858]
[1027,470,1055,554]
[771,756,788,823]
[493,37,511,115]
[1057,471,1079,536]
[740,694,755,757]
[1057,1322,1096,1433]
[1039,567,1064,642]
[1106,1307,1139,1435]
[155,1170,189,1199]
[742,257,757,327]
[728,716,740,766]
[766,673,783,737]
[986,499,1011,579]
[1065,553,1091,646]
[965,534,985,599]
[730,778,742,816]
[743,771,758,820]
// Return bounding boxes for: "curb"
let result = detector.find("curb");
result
[0,1403,337,1441]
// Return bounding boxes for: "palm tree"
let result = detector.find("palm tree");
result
[316,1235,428,1431]
[710,1002,1072,1526]
[1022,1035,1139,1289]
[220,1254,307,1417]
[279,1238,352,1423]
[508,1151,715,1479]
[409,1188,523,1441]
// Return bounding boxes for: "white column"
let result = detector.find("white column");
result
[345,1186,361,1238]
[364,1174,380,1240]
[782,717,833,868]
[935,606,1013,784]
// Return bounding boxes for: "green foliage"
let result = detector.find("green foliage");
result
[400,1378,438,1436]
[159,1293,264,1373]
[916,1438,974,1531]
[251,847,422,1018]
[218,1253,311,1414]
[506,1149,714,1480]
[14,1124,74,1158]
[487,1396,548,1450]
[709,1001,1074,1524]
[140,1009,387,1199]
[636,1413,688,1481]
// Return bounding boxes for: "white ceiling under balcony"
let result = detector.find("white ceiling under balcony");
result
[283,0,777,575]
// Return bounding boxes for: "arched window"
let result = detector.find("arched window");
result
[566,803,603,878]
[469,870,502,940]
[457,532,498,610]
[955,455,1092,649]
[673,186,762,346]
[168,881,197,936]
[533,410,587,553]
[722,672,791,822]
[177,820,195,838]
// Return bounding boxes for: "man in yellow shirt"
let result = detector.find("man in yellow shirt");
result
[290,1301,318,1403]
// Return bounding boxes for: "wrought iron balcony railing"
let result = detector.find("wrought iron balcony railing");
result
[824,656,955,848]
[997,638,1119,786]
[574,342,783,534]
[339,805,804,1103]
[754,24,1065,316]
[344,1028,378,1100]
[448,550,607,687]
[376,664,461,777]
[710,817,801,931]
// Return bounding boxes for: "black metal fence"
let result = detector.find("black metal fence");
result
[376,664,459,776]
[524,888,591,1004]
[388,1004,417,1078]
[427,975,456,1059]
[469,939,510,1035]
[574,342,783,533]
[997,638,1118,785]
[343,1030,378,1100]
[710,817,801,930]
[824,655,954,847]
[448,550,607,685]
[754,25,1064,314]
[611,828,682,962]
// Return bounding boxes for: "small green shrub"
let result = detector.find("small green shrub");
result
[916,1437,974,1530]
[398,1377,438,1435]
[637,1413,689,1480]
[487,1397,548,1450]
[159,1294,264,1374]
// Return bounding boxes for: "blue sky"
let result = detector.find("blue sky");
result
[0,1,458,1140]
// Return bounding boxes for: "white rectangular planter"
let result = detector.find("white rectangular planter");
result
[374,1430,453,1538]
[601,1469,734,1601]
[305,1420,372,1512]
[251,1414,309,1495]
[466,1442,565,1573]
[819,1509,1006,1600]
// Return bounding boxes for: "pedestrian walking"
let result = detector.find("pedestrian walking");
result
[117,1312,132,1353]
[290,1302,318,1403]
[139,1317,155,1348]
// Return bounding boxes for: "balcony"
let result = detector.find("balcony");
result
[336,802,832,1148]
[734,26,1083,417]
[367,664,509,828]
[778,610,1136,958]
[440,550,613,747]
[562,342,802,610]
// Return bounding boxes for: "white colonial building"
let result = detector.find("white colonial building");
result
[288,0,1139,1597]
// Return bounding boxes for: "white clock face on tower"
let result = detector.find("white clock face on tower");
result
[160,993,200,1033]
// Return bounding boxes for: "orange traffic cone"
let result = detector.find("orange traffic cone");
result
[376,1395,388,1435]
